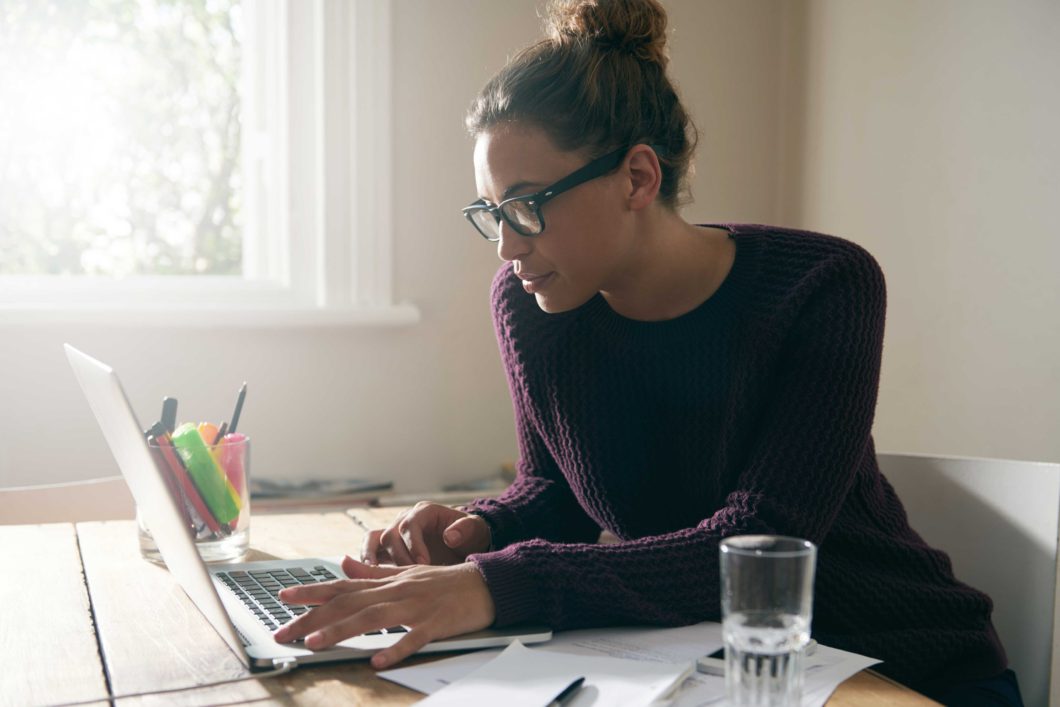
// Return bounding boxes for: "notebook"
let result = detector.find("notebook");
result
[64,344,551,671]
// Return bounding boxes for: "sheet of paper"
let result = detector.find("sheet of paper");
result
[380,621,879,707]
[668,643,882,707]
[381,650,493,695]
[542,622,726,663]
[416,642,581,707]
[800,645,882,707]
[415,640,693,707]
[379,622,724,695]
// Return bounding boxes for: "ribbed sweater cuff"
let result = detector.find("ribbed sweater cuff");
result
[469,545,541,627]
[465,499,526,549]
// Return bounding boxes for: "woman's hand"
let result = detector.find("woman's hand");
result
[361,502,491,566]
[273,556,496,669]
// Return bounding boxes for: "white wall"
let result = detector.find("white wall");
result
[0,1,778,490]
[6,0,1051,493]
[778,0,1060,463]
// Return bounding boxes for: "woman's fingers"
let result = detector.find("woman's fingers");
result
[301,602,402,650]
[379,525,416,565]
[399,517,430,565]
[276,563,408,642]
[278,577,367,606]
[370,628,435,669]
[273,563,496,672]
[278,560,399,605]
[361,504,487,567]
[361,528,383,565]
[275,587,387,644]
[444,515,491,554]
[342,555,403,579]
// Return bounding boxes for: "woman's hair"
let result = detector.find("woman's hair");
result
[466,0,697,209]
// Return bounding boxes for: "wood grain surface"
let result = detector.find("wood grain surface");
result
[830,671,940,706]
[0,523,109,707]
[77,515,425,706]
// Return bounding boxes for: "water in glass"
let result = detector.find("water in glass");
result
[723,611,810,707]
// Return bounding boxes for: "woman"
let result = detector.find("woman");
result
[274,1,1018,703]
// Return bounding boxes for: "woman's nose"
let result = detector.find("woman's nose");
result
[496,222,532,262]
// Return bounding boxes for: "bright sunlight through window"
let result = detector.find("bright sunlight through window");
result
[0,0,243,278]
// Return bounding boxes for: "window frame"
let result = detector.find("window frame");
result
[0,0,418,328]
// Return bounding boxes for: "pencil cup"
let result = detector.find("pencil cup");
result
[719,535,817,707]
[140,434,251,565]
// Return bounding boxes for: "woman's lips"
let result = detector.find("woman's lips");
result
[518,271,555,294]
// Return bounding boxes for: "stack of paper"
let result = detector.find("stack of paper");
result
[413,640,692,706]
[380,622,880,707]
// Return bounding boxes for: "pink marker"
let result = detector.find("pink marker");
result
[218,432,248,498]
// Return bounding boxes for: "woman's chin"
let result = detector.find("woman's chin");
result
[534,289,592,314]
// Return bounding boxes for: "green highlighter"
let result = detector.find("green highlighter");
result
[171,423,241,525]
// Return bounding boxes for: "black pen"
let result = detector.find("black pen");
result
[229,382,247,434]
[549,676,585,706]
[161,397,178,433]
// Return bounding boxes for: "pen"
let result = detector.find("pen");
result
[161,397,178,434]
[146,422,195,533]
[348,513,374,534]
[153,429,228,536]
[228,382,247,434]
[548,676,584,707]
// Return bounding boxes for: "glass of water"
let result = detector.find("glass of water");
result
[719,535,817,707]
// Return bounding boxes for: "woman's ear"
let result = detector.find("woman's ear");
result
[624,144,663,211]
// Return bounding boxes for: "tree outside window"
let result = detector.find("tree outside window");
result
[0,0,244,278]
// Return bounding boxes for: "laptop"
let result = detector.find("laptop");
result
[64,344,551,671]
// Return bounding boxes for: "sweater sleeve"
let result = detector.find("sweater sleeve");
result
[463,266,602,549]
[465,385,602,549]
[469,246,887,629]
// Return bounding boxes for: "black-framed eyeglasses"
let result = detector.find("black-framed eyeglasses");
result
[462,146,630,242]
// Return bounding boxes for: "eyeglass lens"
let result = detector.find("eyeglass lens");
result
[469,200,543,241]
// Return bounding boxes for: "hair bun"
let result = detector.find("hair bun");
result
[546,0,670,68]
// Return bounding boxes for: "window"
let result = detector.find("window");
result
[0,0,416,326]
[0,0,244,278]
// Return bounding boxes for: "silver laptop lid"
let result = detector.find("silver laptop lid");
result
[64,344,249,664]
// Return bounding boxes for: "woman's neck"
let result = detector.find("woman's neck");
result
[600,210,735,321]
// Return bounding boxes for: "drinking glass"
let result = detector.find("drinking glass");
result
[139,435,251,564]
[719,535,817,707]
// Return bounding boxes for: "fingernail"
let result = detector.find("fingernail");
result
[306,632,323,649]
[444,529,460,544]
[372,653,389,669]
[274,627,288,641]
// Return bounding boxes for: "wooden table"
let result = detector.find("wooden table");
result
[1,511,938,706]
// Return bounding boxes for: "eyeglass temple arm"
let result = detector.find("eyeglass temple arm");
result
[535,148,628,205]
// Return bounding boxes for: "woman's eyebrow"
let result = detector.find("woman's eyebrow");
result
[502,180,546,200]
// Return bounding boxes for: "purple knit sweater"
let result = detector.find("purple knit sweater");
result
[466,224,1006,691]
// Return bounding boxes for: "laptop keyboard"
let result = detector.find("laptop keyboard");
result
[215,565,409,638]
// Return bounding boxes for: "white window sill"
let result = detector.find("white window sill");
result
[0,303,421,328]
